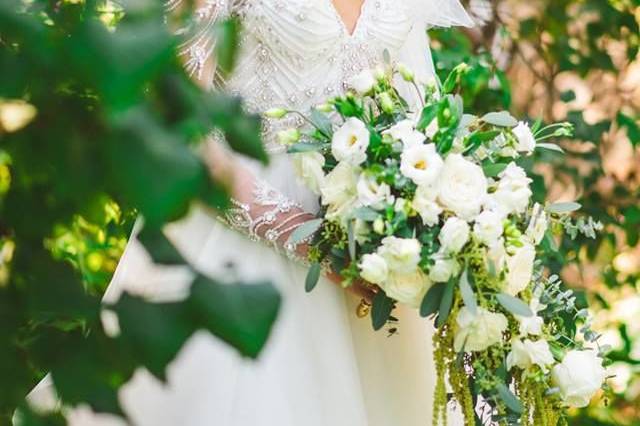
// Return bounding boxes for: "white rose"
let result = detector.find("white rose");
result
[473,210,504,245]
[504,243,536,296]
[437,154,488,221]
[331,118,370,165]
[507,338,555,372]
[382,269,432,308]
[439,217,470,254]
[551,350,607,408]
[490,162,532,215]
[428,251,460,282]
[400,143,443,186]
[383,119,425,147]
[379,236,422,274]
[349,69,376,94]
[359,253,389,285]
[516,298,545,336]
[513,121,536,154]
[356,174,392,209]
[320,162,359,223]
[292,151,325,195]
[525,202,548,245]
[454,307,508,352]
[412,184,442,226]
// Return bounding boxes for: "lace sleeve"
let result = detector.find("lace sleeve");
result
[165,0,317,262]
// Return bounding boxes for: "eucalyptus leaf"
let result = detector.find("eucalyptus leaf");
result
[286,218,322,245]
[305,263,321,293]
[420,282,446,318]
[536,142,565,153]
[481,111,518,127]
[482,162,508,177]
[287,142,326,153]
[436,279,455,327]
[496,293,533,317]
[371,291,394,331]
[496,384,524,414]
[310,108,333,137]
[546,202,582,214]
[347,221,356,261]
[459,269,477,314]
[352,206,380,221]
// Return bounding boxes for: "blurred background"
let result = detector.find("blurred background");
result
[0,0,638,425]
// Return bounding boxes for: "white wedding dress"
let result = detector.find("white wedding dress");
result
[26,1,473,425]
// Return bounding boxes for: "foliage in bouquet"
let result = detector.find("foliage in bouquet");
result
[270,61,610,425]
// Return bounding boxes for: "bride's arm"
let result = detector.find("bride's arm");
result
[167,0,373,299]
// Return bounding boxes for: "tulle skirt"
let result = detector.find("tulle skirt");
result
[26,155,454,426]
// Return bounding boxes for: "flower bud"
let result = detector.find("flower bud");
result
[277,128,301,145]
[378,92,395,114]
[397,62,415,82]
[264,107,288,119]
[373,217,385,234]
[316,103,334,113]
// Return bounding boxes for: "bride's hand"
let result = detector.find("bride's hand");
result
[326,269,376,303]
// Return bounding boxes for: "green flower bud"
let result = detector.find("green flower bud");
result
[397,62,415,82]
[373,217,385,234]
[378,92,395,114]
[264,107,288,119]
[316,103,334,113]
[277,128,301,145]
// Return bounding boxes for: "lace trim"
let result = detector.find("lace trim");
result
[219,180,314,262]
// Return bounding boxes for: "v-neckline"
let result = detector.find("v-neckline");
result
[327,0,369,38]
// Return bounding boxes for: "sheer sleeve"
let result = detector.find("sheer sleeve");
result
[165,0,316,261]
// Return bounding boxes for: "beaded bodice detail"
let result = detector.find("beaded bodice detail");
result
[174,0,414,153]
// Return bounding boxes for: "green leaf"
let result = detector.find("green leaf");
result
[287,218,322,245]
[420,282,446,317]
[496,293,533,317]
[347,220,356,261]
[437,278,455,327]
[546,201,581,214]
[353,206,379,221]
[287,142,326,153]
[496,383,524,414]
[481,111,518,127]
[464,130,500,155]
[305,263,321,292]
[482,162,508,177]
[214,17,240,76]
[536,142,565,153]
[137,225,185,265]
[310,108,333,138]
[371,291,394,331]
[459,269,477,314]
[417,104,438,131]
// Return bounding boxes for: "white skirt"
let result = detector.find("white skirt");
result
[26,155,456,426]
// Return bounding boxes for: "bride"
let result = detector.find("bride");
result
[28,1,473,425]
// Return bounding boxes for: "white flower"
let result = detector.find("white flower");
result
[454,307,508,352]
[513,121,536,154]
[331,118,370,165]
[439,217,470,254]
[356,174,392,209]
[504,243,536,296]
[382,269,432,308]
[400,143,443,186]
[507,339,555,371]
[412,184,442,226]
[551,350,607,408]
[383,119,425,147]
[292,152,325,195]
[437,154,488,221]
[525,203,548,245]
[379,236,422,274]
[320,162,359,223]
[429,251,460,282]
[516,298,545,336]
[473,210,504,245]
[489,162,532,215]
[359,253,389,285]
[349,69,376,94]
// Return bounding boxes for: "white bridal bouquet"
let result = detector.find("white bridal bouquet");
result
[269,62,608,425]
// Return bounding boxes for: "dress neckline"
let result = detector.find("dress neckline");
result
[326,0,370,38]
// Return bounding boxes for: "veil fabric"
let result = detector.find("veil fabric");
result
[403,0,475,28]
